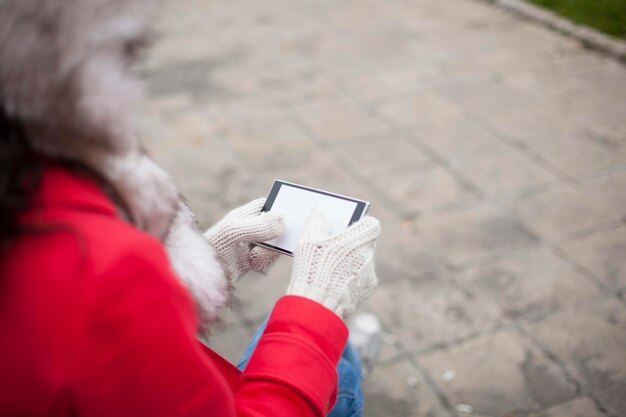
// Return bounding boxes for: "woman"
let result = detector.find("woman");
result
[0,0,381,416]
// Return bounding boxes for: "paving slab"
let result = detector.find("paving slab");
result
[418,330,578,417]
[372,216,441,281]
[510,185,623,242]
[558,226,626,291]
[453,246,603,319]
[410,118,507,163]
[290,99,394,142]
[217,113,318,172]
[523,299,626,417]
[530,134,626,181]
[579,169,626,216]
[527,397,606,417]
[450,144,558,198]
[414,202,536,266]
[329,135,431,178]
[372,164,478,216]
[336,65,442,99]
[366,271,501,352]
[371,90,463,131]
[362,357,451,417]
[206,319,255,366]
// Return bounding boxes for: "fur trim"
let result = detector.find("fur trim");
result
[166,204,230,329]
[0,0,229,327]
[103,152,179,238]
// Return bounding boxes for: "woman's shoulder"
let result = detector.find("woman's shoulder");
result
[12,164,177,290]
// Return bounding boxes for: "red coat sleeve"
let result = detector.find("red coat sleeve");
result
[71,240,348,417]
[236,296,348,416]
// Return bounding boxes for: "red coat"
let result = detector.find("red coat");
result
[0,165,348,417]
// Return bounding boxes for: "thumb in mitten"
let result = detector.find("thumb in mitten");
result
[249,245,280,273]
[299,207,332,242]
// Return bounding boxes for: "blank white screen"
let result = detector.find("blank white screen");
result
[264,184,358,253]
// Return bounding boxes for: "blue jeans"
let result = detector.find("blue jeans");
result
[237,319,364,417]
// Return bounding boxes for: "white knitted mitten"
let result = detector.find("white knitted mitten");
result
[287,210,381,319]
[204,199,285,282]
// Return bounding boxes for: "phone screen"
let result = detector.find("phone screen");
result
[259,180,369,255]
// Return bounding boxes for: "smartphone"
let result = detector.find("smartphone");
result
[257,180,370,256]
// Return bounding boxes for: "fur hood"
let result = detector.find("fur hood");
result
[0,0,228,329]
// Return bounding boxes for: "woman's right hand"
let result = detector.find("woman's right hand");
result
[286,210,381,319]
[203,198,285,283]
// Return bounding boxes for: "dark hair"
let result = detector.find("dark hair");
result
[0,107,43,247]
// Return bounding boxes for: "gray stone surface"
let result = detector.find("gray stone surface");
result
[450,145,558,198]
[366,271,501,352]
[291,100,394,142]
[510,185,623,241]
[559,226,626,291]
[372,164,478,216]
[453,247,603,319]
[206,315,255,365]
[527,397,606,417]
[142,0,626,415]
[523,299,626,417]
[362,357,451,417]
[372,215,440,281]
[580,169,626,216]
[418,331,578,416]
[530,134,626,181]
[414,203,536,266]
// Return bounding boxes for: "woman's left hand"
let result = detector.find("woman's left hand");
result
[204,198,285,282]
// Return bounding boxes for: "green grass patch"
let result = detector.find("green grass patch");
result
[528,0,626,39]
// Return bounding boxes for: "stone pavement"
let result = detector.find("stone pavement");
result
[141,0,626,416]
